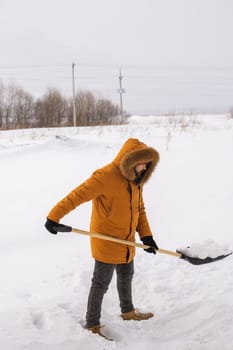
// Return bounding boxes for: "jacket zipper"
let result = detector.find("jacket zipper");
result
[138,185,141,212]
[126,181,133,262]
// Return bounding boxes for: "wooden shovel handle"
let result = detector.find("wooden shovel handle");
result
[71,227,182,258]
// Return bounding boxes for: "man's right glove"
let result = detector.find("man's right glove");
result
[45,218,72,235]
[142,236,159,254]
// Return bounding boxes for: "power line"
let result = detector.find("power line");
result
[1,62,233,70]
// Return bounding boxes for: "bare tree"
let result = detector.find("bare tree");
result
[35,88,70,127]
[0,82,34,129]
[95,98,120,125]
[12,86,35,128]
[229,107,233,119]
[74,90,96,126]
[0,81,4,129]
[74,91,121,126]
[0,81,126,129]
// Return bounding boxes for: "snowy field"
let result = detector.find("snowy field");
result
[0,114,233,349]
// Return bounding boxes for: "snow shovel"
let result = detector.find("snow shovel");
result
[56,224,232,265]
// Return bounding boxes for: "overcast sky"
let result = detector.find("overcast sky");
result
[1,0,233,114]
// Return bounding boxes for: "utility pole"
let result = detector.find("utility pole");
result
[117,68,125,122]
[72,62,76,127]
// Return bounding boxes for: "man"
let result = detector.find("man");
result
[45,138,159,338]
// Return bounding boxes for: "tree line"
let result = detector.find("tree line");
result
[0,81,126,130]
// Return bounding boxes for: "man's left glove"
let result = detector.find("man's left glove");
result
[142,236,159,254]
[45,218,72,234]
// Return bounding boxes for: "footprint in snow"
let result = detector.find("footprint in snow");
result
[30,311,48,330]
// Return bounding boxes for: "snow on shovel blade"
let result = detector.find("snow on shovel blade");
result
[176,240,232,265]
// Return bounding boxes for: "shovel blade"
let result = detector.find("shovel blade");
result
[177,251,232,265]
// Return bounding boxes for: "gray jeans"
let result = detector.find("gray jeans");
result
[86,260,134,327]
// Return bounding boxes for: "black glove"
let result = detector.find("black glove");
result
[45,218,72,234]
[142,236,159,254]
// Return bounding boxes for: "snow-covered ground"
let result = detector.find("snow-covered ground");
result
[0,114,233,349]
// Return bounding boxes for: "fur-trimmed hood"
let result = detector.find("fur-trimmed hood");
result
[113,138,159,185]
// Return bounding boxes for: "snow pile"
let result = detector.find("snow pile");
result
[177,240,232,259]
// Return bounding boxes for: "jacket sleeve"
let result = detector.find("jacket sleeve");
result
[47,170,105,222]
[137,188,153,238]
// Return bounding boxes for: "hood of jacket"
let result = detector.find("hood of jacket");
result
[113,138,159,185]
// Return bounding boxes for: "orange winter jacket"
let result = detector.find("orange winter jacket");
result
[47,138,159,264]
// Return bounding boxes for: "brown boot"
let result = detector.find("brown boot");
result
[87,325,113,341]
[121,309,154,321]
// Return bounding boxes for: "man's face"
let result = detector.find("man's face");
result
[135,163,147,176]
